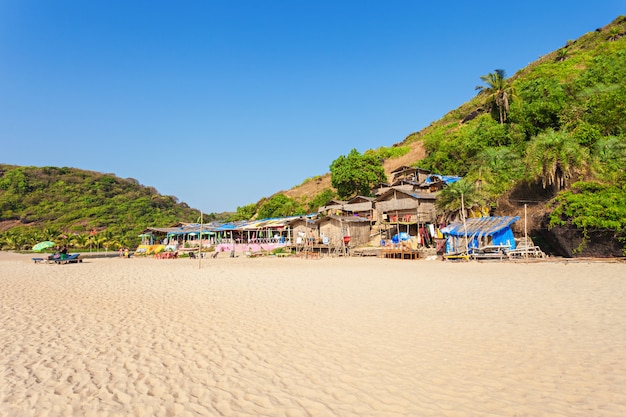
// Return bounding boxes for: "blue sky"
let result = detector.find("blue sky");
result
[1,1,623,213]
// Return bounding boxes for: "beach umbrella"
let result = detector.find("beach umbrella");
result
[33,241,55,252]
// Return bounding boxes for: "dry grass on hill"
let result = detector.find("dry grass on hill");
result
[282,141,427,201]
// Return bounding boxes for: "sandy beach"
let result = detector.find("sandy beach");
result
[1,252,625,417]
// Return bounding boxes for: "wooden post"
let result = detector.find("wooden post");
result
[461,193,469,256]
[524,204,528,261]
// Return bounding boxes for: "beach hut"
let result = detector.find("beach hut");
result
[318,199,348,216]
[374,188,438,225]
[342,196,376,220]
[317,215,371,247]
[391,166,431,183]
[440,216,520,255]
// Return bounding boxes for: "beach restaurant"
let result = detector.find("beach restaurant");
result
[143,215,320,254]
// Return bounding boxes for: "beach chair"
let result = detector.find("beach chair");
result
[51,254,82,264]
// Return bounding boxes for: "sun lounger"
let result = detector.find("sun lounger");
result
[50,254,82,264]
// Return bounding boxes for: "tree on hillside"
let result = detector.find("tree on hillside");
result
[435,179,486,221]
[475,69,514,124]
[471,147,524,197]
[307,189,336,213]
[229,203,258,221]
[330,149,387,199]
[525,129,588,193]
[256,194,304,219]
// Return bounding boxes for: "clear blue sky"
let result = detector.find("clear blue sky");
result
[1,1,623,213]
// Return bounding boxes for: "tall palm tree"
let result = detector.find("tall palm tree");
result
[525,129,587,193]
[475,69,514,124]
[436,179,487,222]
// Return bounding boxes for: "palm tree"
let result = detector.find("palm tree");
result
[555,48,569,62]
[41,227,60,241]
[436,179,487,222]
[475,69,514,124]
[2,230,28,251]
[592,136,626,182]
[473,147,524,196]
[72,233,90,249]
[608,26,622,41]
[525,129,587,193]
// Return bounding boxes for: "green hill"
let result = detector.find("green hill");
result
[280,15,626,257]
[0,164,204,250]
[407,16,626,256]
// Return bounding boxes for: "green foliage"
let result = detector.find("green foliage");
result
[307,189,336,213]
[365,145,411,160]
[511,76,566,134]
[524,129,588,191]
[420,116,507,174]
[298,176,323,187]
[548,181,626,253]
[591,135,626,183]
[468,147,524,199]
[475,69,515,124]
[330,149,387,199]
[229,203,258,221]
[256,194,305,219]
[435,179,487,219]
[0,165,200,249]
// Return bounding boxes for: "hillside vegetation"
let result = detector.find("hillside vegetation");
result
[0,165,203,250]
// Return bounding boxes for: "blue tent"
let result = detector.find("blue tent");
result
[440,216,519,253]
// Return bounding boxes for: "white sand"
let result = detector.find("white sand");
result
[1,252,626,416]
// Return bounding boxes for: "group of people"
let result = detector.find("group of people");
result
[118,247,131,258]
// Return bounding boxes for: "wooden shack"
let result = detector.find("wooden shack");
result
[375,188,438,224]
[343,196,376,220]
[318,199,347,216]
[317,215,371,247]
[391,166,431,183]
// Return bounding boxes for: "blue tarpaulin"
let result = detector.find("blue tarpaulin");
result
[440,216,519,253]
[423,174,462,186]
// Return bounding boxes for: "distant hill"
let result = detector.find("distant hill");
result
[0,164,204,249]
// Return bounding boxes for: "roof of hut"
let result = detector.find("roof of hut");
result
[392,166,431,181]
[374,187,438,202]
[347,195,375,203]
[440,216,519,237]
[320,214,372,224]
